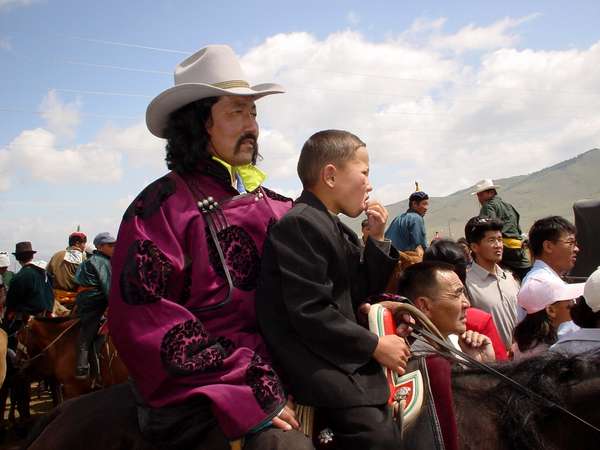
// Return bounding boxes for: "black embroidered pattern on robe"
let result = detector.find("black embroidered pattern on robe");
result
[120,240,173,305]
[206,225,260,291]
[261,187,293,203]
[245,352,286,413]
[123,175,176,221]
[160,318,235,375]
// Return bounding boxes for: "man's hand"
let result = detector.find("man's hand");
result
[377,301,415,338]
[271,397,300,431]
[365,200,389,241]
[458,330,495,363]
[357,301,415,337]
[373,334,411,375]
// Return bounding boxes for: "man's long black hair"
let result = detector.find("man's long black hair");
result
[163,97,219,174]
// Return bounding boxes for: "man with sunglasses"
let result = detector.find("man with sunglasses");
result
[472,179,531,280]
[517,216,583,333]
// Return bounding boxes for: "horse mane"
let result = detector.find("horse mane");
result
[33,316,76,324]
[452,350,600,450]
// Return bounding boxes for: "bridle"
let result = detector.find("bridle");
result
[392,300,600,434]
[16,318,80,368]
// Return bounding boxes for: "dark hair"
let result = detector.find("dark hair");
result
[409,191,429,209]
[16,253,34,264]
[528,216,576,258]
[513,310,557,352]
[423,239,469,284]
[398,261,456,302]
[68,235,86,247]
[163,97,220,174]
[464,216,504,244]
[297,130,365,189]
[570,296,600,328]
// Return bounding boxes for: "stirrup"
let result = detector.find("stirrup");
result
[75,365,89,380]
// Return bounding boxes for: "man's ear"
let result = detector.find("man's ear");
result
[322,164,337,188]
[542,240,554,255]
[414,296,433,317]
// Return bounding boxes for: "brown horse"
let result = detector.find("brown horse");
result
[0,329,7,388]
[22,351,600,450]
[16,316,128,400]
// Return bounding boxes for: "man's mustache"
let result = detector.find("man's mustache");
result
[235,133,258,152]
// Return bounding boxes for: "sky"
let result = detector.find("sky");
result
[1,0,600,263]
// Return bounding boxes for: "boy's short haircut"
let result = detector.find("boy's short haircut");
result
[464,216,504,244]
[297,130,366,189]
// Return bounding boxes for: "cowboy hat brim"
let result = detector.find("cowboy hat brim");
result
[146,82,285,138]
[470,184,500,195]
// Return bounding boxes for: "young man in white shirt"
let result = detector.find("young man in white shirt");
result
[464,216,520,351]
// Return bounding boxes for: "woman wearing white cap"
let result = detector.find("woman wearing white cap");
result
[551,267,600,354]
[512,278,584,360]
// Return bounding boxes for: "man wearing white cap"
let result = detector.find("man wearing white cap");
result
[0,252,14,317]
[472,179,530,280]
[551,267,600,354]
[108,45,311,450]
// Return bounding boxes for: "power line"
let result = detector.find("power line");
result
[0,107,139,120]
[69,36,192,55]
[65,60,170,75]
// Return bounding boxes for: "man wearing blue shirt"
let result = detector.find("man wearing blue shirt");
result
[385,191,429,254]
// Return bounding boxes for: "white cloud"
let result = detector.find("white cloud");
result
[257,128,300,180]
[7,128,122,183]
[0,0,39,12]
[39,89,81,139]
[239,27,600,200]
[96,121,165,168]
[405,14,540,53]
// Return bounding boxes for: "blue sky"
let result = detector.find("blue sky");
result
[1,0,600,263]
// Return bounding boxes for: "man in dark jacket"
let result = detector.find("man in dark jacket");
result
[257,130,410,450]
[4,242,53,347]
[473,179,531,280]
[74,232,115,379]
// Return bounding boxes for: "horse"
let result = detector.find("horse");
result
[0,329,7,388]
[16,316,128,400]
[21,351,600,450]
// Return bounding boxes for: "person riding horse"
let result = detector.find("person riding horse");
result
[74,232,116,379]
[3,242,53,349]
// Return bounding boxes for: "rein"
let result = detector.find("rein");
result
[18,318,80,367]
[394,302,600,434]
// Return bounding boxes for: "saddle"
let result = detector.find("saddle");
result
[294,303,455,450]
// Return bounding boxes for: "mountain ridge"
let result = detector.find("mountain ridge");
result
[341,148,600,239]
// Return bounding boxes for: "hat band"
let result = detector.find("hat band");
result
[211,80,250,89]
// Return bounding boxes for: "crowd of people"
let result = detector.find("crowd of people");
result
[0,231,116,380]
[2,44,599,450]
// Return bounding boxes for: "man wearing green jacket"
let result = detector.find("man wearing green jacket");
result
[74,232,116,379]
[472,179,531,280]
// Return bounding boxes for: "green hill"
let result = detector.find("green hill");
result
[342,148,600,239]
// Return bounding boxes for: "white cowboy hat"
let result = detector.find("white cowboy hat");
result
[584,267,600,312]
[146,45,285,138]
[470,179,501,195]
